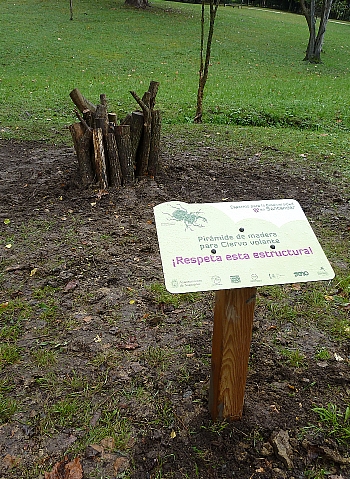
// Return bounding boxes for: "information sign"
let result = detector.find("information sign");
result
[154,199,334,293]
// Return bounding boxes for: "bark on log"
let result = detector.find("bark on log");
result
[94,104,108,132]
[106,125,122,187]
[148,110,161,178]
[70,88,97,113]
[83,109,93,128]
[92,128,108,189]
[115,125,134,185]
[69,122,94,187]
[130,90,151,177]
[145,81,159,109]
[122,111,144,164]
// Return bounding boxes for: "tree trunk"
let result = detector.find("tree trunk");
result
[124,0,148,7]
[301,0,333,63]
[194,0,220,123]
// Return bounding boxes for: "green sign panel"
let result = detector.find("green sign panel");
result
[153,199,334,293]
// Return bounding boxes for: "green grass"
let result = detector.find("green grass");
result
[149,281,201,308]
[1,0,350,148]
[309,403,350,445]
[279,347,306,368]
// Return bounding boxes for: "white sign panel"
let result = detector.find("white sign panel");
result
[153,199,334,293]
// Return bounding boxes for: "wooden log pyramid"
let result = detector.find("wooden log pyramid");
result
[69,81,161,188]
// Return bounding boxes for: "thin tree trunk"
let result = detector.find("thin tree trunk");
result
[194,0,220,123]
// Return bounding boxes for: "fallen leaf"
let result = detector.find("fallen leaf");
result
[3,453,21,468]
[4,218,10,225]
[64,280,79,293]
[83,316,93,323]
[129,299,135,304]
[324,295,334,301]
[170,430,176,439]
[334,353,344,361]
[5,244,12,249]
[30,268,38,276]
[118,337,139,350]
[114,456,129,474]
[101,436,115,450]
[44,456,83,479]
[89,410,101,427]
[85,444,103,459]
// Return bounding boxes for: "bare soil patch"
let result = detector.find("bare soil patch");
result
[0,137,349,479]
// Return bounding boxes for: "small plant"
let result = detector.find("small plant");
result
[71,406,131,453]
[0,395,18,424]
[304,469,329,479]
[201,420,229,435]
[31,348,57,367]
[279,347,306,368]
[315,348,331,361]
[149,282,200,309]
[308,403,350,445]
[49,397,89,428]
[142,346,171,370]
[153,400,174,428]
[330,318,350,341]
[0,343,22,365]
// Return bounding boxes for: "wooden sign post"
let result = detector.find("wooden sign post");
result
[209,288,256,420]
[154,199,334,421]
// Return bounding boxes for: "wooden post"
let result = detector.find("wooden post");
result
[209,287,256,421]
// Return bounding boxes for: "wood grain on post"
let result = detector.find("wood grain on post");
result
[209,287,257,421]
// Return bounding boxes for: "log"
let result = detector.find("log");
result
[146,81,159,109]
[70,88,97,113]
[83,109,93,128]
[122,111,144,164]
[94,103,108,132]
[108,112,118,125]
[106,125,122,187]
[69,122,94,187]
[209,287,256,420]
[148,110,161,178]
[130,90,151,177]
[92,128,108,189]
[115,125,134,185]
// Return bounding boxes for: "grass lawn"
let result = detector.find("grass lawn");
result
[0,0,350,149]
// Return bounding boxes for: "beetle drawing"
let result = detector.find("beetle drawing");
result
[164,204,207,230]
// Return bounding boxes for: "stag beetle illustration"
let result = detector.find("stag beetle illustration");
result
[164,204,207,230]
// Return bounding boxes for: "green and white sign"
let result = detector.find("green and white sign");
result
[153,199,334,293]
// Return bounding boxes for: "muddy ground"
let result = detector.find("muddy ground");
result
[0,135,349,479]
